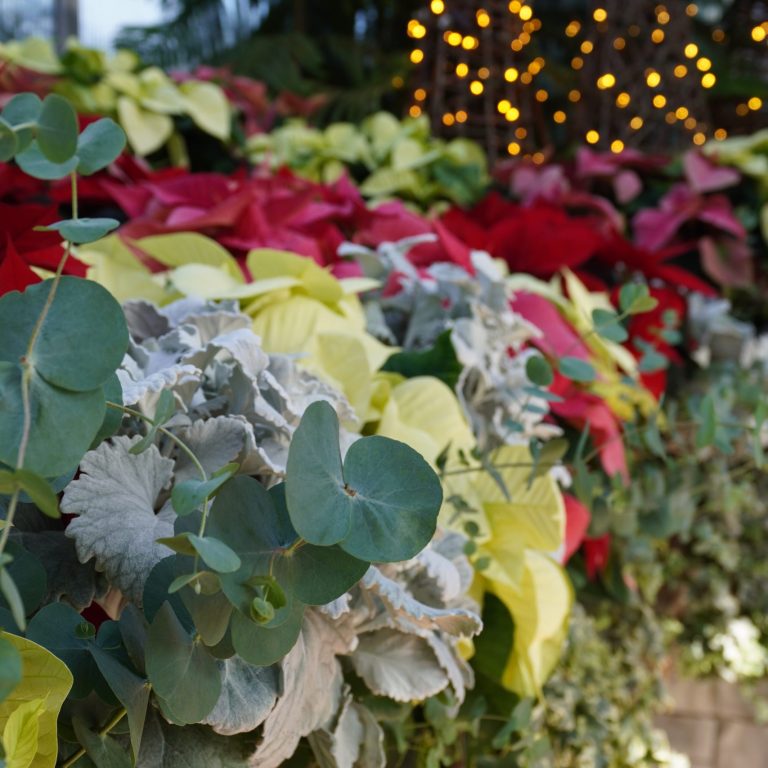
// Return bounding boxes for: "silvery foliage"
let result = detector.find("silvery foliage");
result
[345,236,561,449]
[64,297,481,766]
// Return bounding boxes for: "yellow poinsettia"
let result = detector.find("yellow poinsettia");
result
[0,633,73,768]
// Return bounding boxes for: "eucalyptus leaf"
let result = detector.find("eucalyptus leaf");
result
[15,141,79,179]
[76,118,126,175]
[286,402,442,561]
[73,717,133,768]
[156,534,241,574]
[230,601,305,667]
[1,93,42,153]
[0,118,18,163]
[0,570,25,632]
[591,309,629,343]
[171,464,238,517]
[45,218,120,245]
[146,602,221,724]
[525,356,554,387]
[12,470,58,518]
[36,94,78,162]
[558,357,596,383]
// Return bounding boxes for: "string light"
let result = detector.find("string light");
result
[593,8,608,22]
[653,94,667,108]
[456,110,468,123]
[553,110,567,123]
[476,10,491,27]
[507,142,521,156]
[657,9,670,24]
[693,131,706,145]
[430,0,444,14]
[520,72,533,84]
[478,67,491,79]
[613,37,626,50]
[597,73,617,89]
[586,130,600,144]
[469,80,484,95]
[504,67,519,82]
[736,103,749,116]
[630,116,644,129]
[651,29,665,43]
[414,88,427,101]
[456,63,469,77]
[565,21,581,37]
[675,106,689,119]
[535,89,549,102]
[410,49,424,64]
[442,113,455,126]
[519,5,533,21]
[701,73,716,88]
[685,3,698,16]
[712,29,725,43]
[684,116,697,129]
[714,128,727,140]
[646,70,662,87]
[462,35,479,50]
[571,56,584,70]
[674,64,688,77]
[611,139,625,152]
[748,97,764,110]
[497,99,512,114]
[409,105,422,118]
[684,43,699,58]
[581,40,594,53]
[696,57,712,71]
[751,26,766,42]
[568,89,582,102]
[515,126,527,139]
[616,92,631,107]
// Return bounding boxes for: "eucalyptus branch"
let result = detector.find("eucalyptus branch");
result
[60,708,127,768]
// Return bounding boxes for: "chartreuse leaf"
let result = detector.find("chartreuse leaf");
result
[156,533,241,574]
[171,463,238,517]
[0,118,18,163]
[0,632,73,768]
[44,218,120,245]
[0,636,22,703]
[208,477,368,608]
[76,118,126,175]
[35,94,78,162]
[146,602,221,724]
[285,401,442,561]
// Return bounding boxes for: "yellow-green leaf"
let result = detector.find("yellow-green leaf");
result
[179,81,231,141]
[116,96,174,156]
[4,697,44,768]
[0,633,73,768]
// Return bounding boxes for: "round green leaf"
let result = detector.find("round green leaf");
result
[15,141,78,180]
[90,374,123,448]
[142,557,193,631]
[76,118,126,175]
[525,355,553,387]
[558,356,597,383]
[0,118,18,163]
[45,218,120,245]
[339,436,443,562]
[0,277,129,392]
[36,94,78,163]
[284,401,350,546]
[1,93,41,153]
[230,601,304,667]
[0,363,106,477]
[146,602,220,724]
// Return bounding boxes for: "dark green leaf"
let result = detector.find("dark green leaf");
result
[0,635,22,703]
[525,355,554,387]
[181,590,232,647]
[230,601,305,667]
[146,602,221,724]
[695,393,718,449]
[381,331,462,388]
[0,571,25,632]
[44,218,120,245]
[15,140,78,179]
[36,94,78,162]
[90,374,124,448]
[558,356,596,383]
[73,717,133,768]
[76,118,126,175]
[90,647,150,760]
[0,544,45,618]
[156,533,241,574]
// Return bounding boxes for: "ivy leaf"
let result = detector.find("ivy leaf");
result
[350,629,449,703]
[286,401,442,562]
[76,118,126,175]
[171,463,238,517]
[62,436,175,605]
[558,356,596,383]
[43,218,120,245]
[525,355,554,387]
[201,657,278,736]
[36,94,78,162]
[250,611,350,768]
[146,602,221,725]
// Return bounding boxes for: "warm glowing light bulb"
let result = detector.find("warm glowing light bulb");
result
[736,103,749,116]
[505,67,519,82]
[630,116,644,129]
[478,67,490,79]
[586,130,600,144]
[565,21,581,37]
[651,29,665,43]
[674,64,688,77]
[571,56,584,70]
[598,73,617,89]
[646,71,661,87]
[462,36,478,50]
[409,105,422,117]
[506,107,521,121]
[684,43,698,58]
[442,113,455,126]
[414,88,427,101]
[696,57,712,71]
[535,89,548,102]
[748,97,764,110]
[653,94,667,108]
[446,31,462,46]
[657,10,670,23]
[611,139,625,153]
[430,0,445,13]
[508,142,521,156]
[693,132,706,145]
[469,80,484,95]
[686,3,698,16]
[456,62,469,77]
[675,106,689,119]
[714,128,727,140]
[497,99,512,114]
[616,92,631,107]
[519,5,533,20]
[553,110,567,123]
[410,49,424,63]
[520,72,533,84]
[614,37,626,50]
[581,40,594,54]
[568,89,581,102]
[515,126,527,138]
[701,73,716,88]
[456,110,468,123]
[593,8,607,22]
[477,10,491,27]
[752,26,767,42]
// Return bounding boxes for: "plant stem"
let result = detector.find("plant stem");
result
[61,708,127,768]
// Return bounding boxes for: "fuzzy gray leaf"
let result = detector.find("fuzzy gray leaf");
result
[350,629,449,703]
[62,435,175,604]
[174,416,249,482]
[203,658,279,736]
